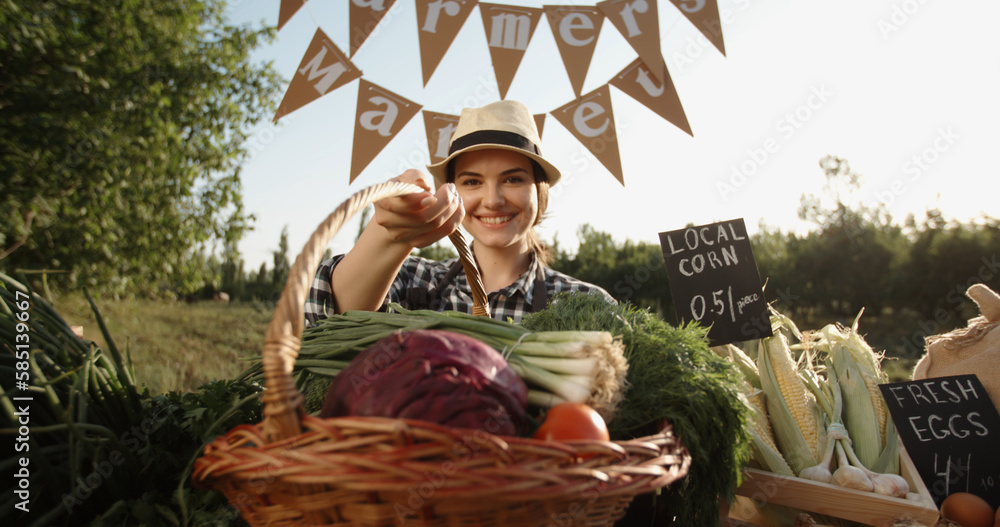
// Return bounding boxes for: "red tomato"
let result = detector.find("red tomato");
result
[533,403,610,441]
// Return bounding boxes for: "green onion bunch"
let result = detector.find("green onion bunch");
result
[239,305,629,422]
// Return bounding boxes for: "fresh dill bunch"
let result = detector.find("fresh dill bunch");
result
[521,292,753,527]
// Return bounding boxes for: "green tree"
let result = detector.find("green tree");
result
[0,0,282,294]
[272,225,291,294]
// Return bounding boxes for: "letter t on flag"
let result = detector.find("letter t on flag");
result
[351,79,422,183]
[274,29,363,122]
[422,111,460,166]
[610,57,692,136]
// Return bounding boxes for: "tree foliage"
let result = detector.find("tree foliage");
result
[548,156,1000,359]
[0,0,282,295]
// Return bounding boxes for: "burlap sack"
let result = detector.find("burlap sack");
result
[912,283,1000,411]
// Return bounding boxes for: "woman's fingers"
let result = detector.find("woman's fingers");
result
[373,174,464,247]
[409,195,465,248]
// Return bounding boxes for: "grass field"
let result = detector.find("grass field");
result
[48,294,918,397]
[55,294,274,395]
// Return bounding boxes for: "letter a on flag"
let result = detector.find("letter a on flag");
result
[551,86,625,186]
[479,3,543,99]
[610,57,692,136]
[668,0,726,56]
[351,79,422,183]
[274,29,362,122]
[349,0,399,57]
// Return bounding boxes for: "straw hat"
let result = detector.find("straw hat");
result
[426,100,561,187]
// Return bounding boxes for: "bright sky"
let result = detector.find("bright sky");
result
[225,0,1000,271]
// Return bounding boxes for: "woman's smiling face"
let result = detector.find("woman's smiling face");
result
[453,149,538,252]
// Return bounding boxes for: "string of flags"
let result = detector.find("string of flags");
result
[275,0,726,186]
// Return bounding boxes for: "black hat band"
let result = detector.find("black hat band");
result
[448,130,541,157]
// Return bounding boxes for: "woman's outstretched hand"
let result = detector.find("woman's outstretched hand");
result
[373,169,464,249]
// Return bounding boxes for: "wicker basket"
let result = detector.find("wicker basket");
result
[192,181,691,526]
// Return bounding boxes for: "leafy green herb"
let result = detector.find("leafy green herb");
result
[522,292,753,527]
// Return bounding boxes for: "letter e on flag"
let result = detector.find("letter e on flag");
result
[544,6,604,98]
[551,86,625,185]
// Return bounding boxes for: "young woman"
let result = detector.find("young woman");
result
[305,100,614,325]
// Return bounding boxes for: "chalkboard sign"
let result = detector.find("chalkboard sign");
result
[879,374,1000,510]
[658,218,772,347]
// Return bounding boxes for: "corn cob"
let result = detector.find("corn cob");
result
[740,379,795,476]
[713,343,761,390]
[819,315,896,474]
[758,331,825,475]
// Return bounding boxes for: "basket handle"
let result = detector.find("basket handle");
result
[261,180,490,442]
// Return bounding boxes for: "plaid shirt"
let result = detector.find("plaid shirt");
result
[305,253,615,326]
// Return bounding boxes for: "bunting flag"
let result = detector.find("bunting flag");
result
[668,0,726,56]
[479,3,543,99]
[544,6,604,98]
[278,0,307,31]
[597,0,665,83]
[351,79,423,183]
[274,29,363,123]
[422,110,461,165]
[349,0,399,57]
[610,57,692,136]
[534,113,546,139]
[551,85,624,185]
[416,0,478,87]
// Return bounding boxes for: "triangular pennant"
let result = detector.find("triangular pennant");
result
[479,3,543,99]
[351,79,423,183]
[422,110,460,165]
[544,5,604,98]
[274,29,363,122]
[349,0,399,57]
[668,0,726,56]
[551,85,624,185]
[597,0,665,83]
[610,57,692,136]
[534,113,546,139]
[278,0,307,31]
[416,0,478,86]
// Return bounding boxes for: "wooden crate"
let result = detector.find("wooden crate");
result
[728,441,939,526]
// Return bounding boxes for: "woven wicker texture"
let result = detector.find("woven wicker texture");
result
[192,181,690,526]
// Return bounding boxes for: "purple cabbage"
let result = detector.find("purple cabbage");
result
[319,329,528,436]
